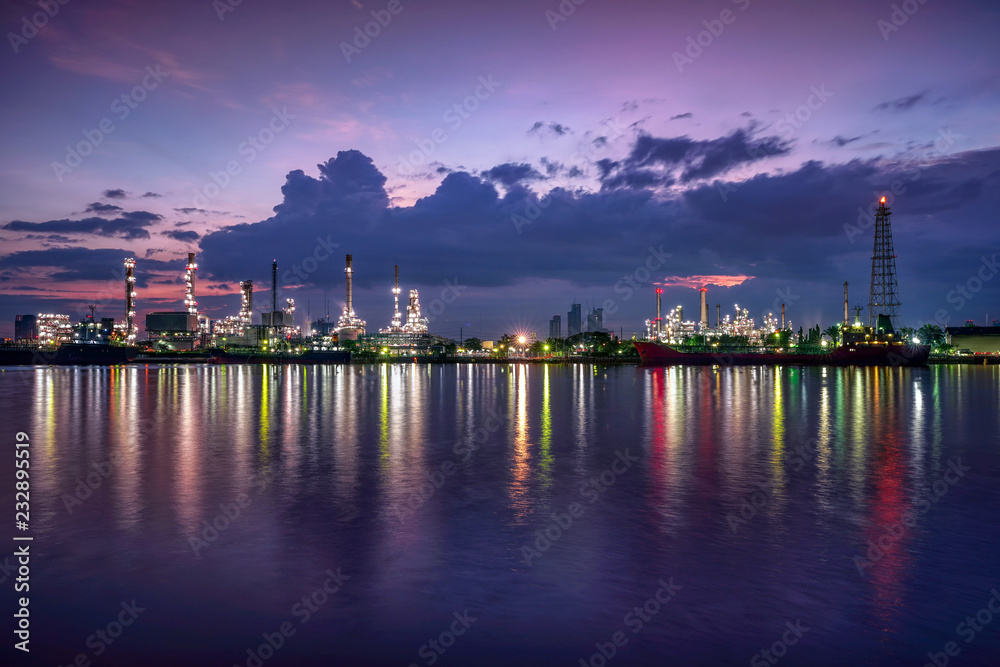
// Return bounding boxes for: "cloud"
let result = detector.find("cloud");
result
[829,135,864,147]
[0,247,177,284]
[142,191,162,198]
[528,121,571,138]
[84,202,124,214]
[3,211,162,240]
[481,163,545,187]
[660,275,754,289]
[175,207,208,215]
[874,90,929,113]
[670,112,693,120]
[163,230,201,242]
[103,189,127,199]
[598,127,792,188]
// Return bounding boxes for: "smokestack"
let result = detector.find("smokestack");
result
[700,287,708,327]
[271,260,277,313]
[124,258,136,344]
[392,264,401,329]
[185,252,198,315]
[716,304,721,328]
[345,254,353,316]
[655,288,662,338]
[844,281,849,325]
[781,303,786,329]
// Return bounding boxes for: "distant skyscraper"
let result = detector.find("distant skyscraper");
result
[14,314,37,342]
[586,307,604,332]
[567,303,581,337]
[549,315,561,339]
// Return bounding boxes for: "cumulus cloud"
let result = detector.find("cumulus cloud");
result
[481,163,545,187]
[84,202,124,214]
[528,121,571,138]
[163,230,200,242]
[103,188,127,199]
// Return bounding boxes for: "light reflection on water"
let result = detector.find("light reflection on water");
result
[3,363,999,666]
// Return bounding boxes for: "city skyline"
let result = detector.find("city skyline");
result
[1,0,999,339]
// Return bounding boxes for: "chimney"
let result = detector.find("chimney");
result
[655,288,662,338]
[345,254,353,316]
[700,287,708,327]
[716,304,721,328]
[271,260,277,313]
[844,281,849,325]
[781,303,785,329]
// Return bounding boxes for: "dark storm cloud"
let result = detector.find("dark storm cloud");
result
[481,163,545,187]
[196,142,1000,332]
[616,128,793,184]
[3,210,163,240]
[0,247,177,285]
[103,189,127,199]
[163,230,201,242]
[874,90,928,113]
[84,202,124,214]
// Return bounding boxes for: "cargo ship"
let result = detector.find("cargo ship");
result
[635,318,930,367]
[634,339,929,366]
[0,343,139,366]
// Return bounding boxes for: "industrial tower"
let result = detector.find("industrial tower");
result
[867,197,901,328]
[124,258,137,344]
[184,253,198,315]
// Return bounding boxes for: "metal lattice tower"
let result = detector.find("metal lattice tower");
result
[867,197,901,327]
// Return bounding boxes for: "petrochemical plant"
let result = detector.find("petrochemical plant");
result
[12,251,450,357]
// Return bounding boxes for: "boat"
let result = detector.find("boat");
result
[635,319,930,367]
[50,343,140,365]
[208,348,351,364]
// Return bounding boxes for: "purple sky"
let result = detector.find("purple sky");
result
[1,0,999,340]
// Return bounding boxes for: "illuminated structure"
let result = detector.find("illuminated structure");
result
[239,280,254,325]
[380,265,405,334]
[37,314,72,346]
[402,289,428,334]
[644,301,790,345]
[283,298,295,326]
[700,287,709,328]
[184,252,198,316]
[124,258,137,344]
[868,197,901,328]
[335,254,366,339]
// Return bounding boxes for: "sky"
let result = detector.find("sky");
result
[1,0,998,340]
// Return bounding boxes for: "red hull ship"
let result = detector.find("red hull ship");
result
[634,340,929,367]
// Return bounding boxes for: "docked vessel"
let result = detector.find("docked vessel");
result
[634,337,930,367]
[209,348,351,364]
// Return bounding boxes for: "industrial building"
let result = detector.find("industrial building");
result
[145,312,200,349]
[334,254,366,340]
[549,315,561,339]
[946,324,1000,353]
[14,315,37,343]
[37,314,72,346]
